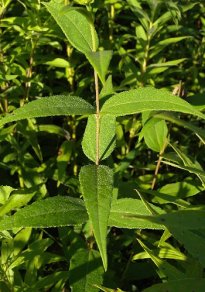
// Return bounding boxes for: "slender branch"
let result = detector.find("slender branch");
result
[151,139,168,190]
[94,70,100,165]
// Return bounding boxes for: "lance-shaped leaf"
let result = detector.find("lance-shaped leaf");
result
[82,114,116,162]
[79,165,113,271]
[141,208,205,230]
[0,196,88,230]
[109,198,164,229]
[143,278,205,292]
[44,1,98,53]
[0,95,95,127]
[101,87,205,120]
[86,50,113,84]
[168,228,205,268]
[69,249,104,292]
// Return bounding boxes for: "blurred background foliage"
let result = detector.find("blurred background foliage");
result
[0,0,205,291]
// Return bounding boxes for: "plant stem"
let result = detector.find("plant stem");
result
[94,70,100,165]
[151,139,168,190]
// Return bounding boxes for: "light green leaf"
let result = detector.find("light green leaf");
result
[82,114,116,162]
[141,117,168,152]
[44,1,98,53]
[0,95,95,128]
[135,24,147,42]
[133,246,187,261]
[86,50,113,84]
[159,180,203,199]
[101,87,205,120]
[143,278,205,292]
[0,196,88,230]
[0,188,36,217]
[109,198,164,229]
[69,249,104,292]
[79,165,113,270]
[0,186,15,204]
[44,57,70,68]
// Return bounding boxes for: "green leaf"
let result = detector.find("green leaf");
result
[109,199,164,229]
[163,143,205,187]
[141,208,205,230]
[0,186,15,204]
[162,160,205,187]
[86,50,113,84]
[168,228,205,268]
[143,278,205,292]
[159,180,203,199]
[0,95,95,127]
[82,114,116,162]
[79,165,113,270]
[150,37,190,59]
[33,271,68,290]
[57,140,73,182]
[69,249,104,292]
[0,196,88,230]
[0,188,37,217]
[140,117,168,152]
[44,1,98,53]
[153,112,205,142]
[101,87,205,120]
[187,93,205,111]
[138,239,185,280]
[44,57,70,68]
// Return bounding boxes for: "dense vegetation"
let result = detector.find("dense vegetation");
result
[0,0,205,291]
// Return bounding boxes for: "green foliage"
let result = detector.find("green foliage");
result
[0,0,205,290]
[79,165,113,270]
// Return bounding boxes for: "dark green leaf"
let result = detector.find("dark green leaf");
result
[143,278,205,292]
[69,249,104,292]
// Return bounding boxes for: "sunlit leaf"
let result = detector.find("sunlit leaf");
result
[101,87,205,120]
[44,1,98,53]
[0,196,88,230]
[86,50,112,84]
[0,96,95,127]
[79,165,113,270]
[82,114,116,162]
